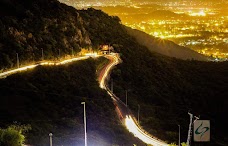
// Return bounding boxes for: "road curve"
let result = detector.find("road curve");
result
[99,53,169,146]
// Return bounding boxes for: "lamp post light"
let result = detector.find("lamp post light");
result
[71,48,74,57]
[187,112,200,146]
[41,48,44,60]
[81,102,87,146]
[111,78,113,93]
[49,133,53,146]
[187,112,193,146]
[16,53,19,68]
[58,49,61,59]
[178,125,180,146]
[125,90,128,107]
[138,104,140,124]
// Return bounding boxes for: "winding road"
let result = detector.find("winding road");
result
[98,53,169,146]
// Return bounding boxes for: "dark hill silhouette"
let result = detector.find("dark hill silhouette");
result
[126,26,209,61]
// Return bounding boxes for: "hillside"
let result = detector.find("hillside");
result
[125,27,209,61]
[0,0,227,146]
[0,0,91,71]
[0,57,144,146]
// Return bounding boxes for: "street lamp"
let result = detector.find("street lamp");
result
[49,133,53,146]
[71,48,74,57]
[138,104,140,124]
[111,78,113,93]
[41,48,44,60]
[81,102,87,146]
[58,49,61,60]
[125,90,128,107]
[16,53,19,68]
[178,125,180,146]
[187,112,200,146]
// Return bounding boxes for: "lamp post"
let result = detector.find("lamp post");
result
[111,78,113,92]
[138,104,140,124]
[187,112,193,146]
[16,53,19,68]
[41,48,44,60]
[81,102,87,146]
[58,49,61,59]
[187,112,200,146]
[71,48,74,57]
[49,133,53,146]
[178,125,180,146]
[125,90,128,107]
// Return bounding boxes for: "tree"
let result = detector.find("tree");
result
[0,125,31,146]
[168,142,187,146]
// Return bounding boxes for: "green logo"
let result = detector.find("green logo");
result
[195,121,210,139]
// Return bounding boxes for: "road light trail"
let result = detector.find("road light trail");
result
[0,53,99,79]
[99,53,168,146]
[125,115,168,146]
[99,53,119,89]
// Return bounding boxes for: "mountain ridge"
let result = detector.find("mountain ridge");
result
[125,26,209,61]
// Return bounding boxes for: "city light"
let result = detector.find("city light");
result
[61,0,228,60]
[188,10,206,16]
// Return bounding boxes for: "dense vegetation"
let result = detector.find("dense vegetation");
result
[0,0,91,71]
[0,0,227,146]
[0,124,30,146]
[0,57,144,146]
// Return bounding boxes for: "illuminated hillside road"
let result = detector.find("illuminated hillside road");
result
[0,53,99,79]
[99,53,169,146]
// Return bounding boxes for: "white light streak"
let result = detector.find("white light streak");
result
[125,115,168,146]
[99,54,169,146]
[0,53,99,79]
[99,54,119,89]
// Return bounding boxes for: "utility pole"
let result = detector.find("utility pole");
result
[126,90,128,107]
[41,48,44,60]
[178,125,180,146]
[71,48,74,57]
[16,53,19,68]
[187,112,193,146]
[81,102,87,146]
[138,104,140,124]
[58,49,61,59]
[49,133,53,146]
[32,53,35,62]
[187,112,200,146]
[108,45,110,54]
[111,79,113,92]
